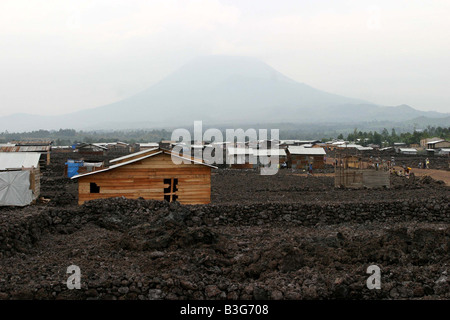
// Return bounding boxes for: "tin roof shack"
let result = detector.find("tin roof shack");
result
[286,146,326,169]
[335,155,390,189]
[72,148,217,205]
[75,143,108,156]
[1,140,52,166]
[0,153,41,206]
[399,148,418,155]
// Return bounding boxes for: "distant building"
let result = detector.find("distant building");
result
[1,140,52,166]
[420,137,442,148]
[75,143,108,156]
[286,146,326,169]
[393,142,406,152]
[106,142,133,154]
[52,146,73,153]
[426,140,450,150]
[398,148,417,155]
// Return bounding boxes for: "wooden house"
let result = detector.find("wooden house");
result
[286,146,326,169]
[71,148,217,205]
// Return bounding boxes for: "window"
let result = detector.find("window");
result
[163,178,178,202]
[90,182,100,193]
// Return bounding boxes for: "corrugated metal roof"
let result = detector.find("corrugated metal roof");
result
[399,148,417,152]
[0,152,41,170]
[254,149,286,156]
[427,140,445,144]
[287,146,326,155]
[10,140,52,146]
[0,146,50,152]
[356,147,374,151]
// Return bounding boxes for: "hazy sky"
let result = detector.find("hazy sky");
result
[1,0,449,117]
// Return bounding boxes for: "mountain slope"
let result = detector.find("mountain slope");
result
[0,55,448,131]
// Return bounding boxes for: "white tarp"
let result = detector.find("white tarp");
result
[0,170,33,206]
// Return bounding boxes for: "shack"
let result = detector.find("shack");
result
[398,148,418,155]
[75,143,108,156]
[1,140,52,167]
[71,148,217,205]
[286,146,326,169]
[426,140,450,150]
[0,152,41,206]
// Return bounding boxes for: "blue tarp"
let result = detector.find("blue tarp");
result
[65,160,83,178]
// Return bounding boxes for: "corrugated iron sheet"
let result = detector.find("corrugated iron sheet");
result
[10,140,52,146]
[0,146,50,152]
[287,146,326,155]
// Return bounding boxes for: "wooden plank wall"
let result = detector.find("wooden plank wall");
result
[78,153,211,205]
[23,167,40,200]
[290,155,325,169]
[230,163,254,169]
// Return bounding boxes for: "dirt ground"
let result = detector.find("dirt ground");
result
[395,168,450,186]
[0,153,449,300]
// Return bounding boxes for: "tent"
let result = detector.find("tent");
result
[0,170,33,206]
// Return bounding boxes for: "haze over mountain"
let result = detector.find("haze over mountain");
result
[1,55,448,132]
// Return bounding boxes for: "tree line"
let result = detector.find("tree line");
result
[0,126,448,146]
[334,126,450,146]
